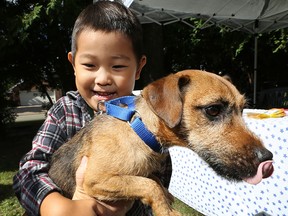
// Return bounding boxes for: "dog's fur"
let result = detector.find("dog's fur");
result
[49,70,273,216]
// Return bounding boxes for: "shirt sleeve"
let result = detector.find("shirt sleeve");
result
[12,95,85,216]
[12,112,67,215]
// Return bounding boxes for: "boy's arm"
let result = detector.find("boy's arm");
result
[13,113,68,215]
[40,156,134,216]
[40,192,99,216]
[12,96,82,215]
[40,192,134,216]
[13,109,134,216]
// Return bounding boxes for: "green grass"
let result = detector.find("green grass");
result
[0,171,25,216]
[0,120,203,216]
[0,120,41,216]
[173,199,204,216]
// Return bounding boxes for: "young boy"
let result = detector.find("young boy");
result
[13,1,171,215]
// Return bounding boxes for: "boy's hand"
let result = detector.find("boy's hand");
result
[40,192,99,216]
[72,156,92,200]
[41,157,134,216]
[73,156,134,216]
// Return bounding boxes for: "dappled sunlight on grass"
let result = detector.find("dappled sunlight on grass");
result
[0,171,25,216]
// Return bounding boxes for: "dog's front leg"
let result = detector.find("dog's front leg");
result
[149,174,175,205]
[83,175,181,216]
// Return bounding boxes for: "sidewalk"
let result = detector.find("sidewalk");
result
[15,105,46,122]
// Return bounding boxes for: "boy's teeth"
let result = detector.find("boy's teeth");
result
[97,92,111,96]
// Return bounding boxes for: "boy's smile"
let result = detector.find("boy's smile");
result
[92,90,117,101]
[68,30,146,111]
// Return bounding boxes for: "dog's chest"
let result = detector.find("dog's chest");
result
[85,117,164,177]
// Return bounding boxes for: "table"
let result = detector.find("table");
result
[168,109,288,216]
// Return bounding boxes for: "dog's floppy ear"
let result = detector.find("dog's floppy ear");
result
[142,74,190,128]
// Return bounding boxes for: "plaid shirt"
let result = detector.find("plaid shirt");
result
[13,91,172,216]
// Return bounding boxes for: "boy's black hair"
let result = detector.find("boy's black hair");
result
[71,0,144,62]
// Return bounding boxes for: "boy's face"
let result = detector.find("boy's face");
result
[68,30,146,111]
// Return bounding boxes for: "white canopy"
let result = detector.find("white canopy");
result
[130,0,288,34]
[130,0,288,105]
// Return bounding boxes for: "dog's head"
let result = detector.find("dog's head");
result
[142,70,273,184]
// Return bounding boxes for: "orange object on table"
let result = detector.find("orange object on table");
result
[246,108,286,119]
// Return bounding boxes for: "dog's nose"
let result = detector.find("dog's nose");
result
[255,148,273,162]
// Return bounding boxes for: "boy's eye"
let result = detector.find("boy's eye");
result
[83,64,94,68]
[113,65,127,69]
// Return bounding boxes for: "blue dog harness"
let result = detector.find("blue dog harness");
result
[103,96,162,153]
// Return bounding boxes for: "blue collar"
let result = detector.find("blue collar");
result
[104,96,162,153]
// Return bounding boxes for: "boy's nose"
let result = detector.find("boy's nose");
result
[95,68,112,86]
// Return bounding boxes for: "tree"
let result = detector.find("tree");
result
[0,0,91,133]
[162,19,288,101]
[0,0,22,135]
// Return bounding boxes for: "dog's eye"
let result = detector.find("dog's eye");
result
[205,105,222,117]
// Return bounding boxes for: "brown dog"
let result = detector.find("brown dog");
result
[49,70,274,216]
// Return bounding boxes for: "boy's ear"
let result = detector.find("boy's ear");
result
[135,55,146,80]
[68,52,76,76]
[68,52,74,66]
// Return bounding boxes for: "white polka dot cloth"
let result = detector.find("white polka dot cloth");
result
[168,109,288,216]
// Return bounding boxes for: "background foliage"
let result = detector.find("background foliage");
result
[1,0,288,131]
